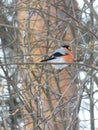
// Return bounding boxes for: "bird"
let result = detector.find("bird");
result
[41,45,74,70]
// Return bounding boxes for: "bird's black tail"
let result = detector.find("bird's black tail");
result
[40,59,48,62]
[41,57,54,62]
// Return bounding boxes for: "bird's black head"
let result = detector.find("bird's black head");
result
[62,45,70,50]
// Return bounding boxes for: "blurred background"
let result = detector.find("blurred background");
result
[0,0,98,130]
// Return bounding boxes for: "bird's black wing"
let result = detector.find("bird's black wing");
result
[41,52,68,62]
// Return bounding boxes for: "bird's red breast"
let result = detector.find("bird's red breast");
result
[62,51,74,63]
[62,47,74,63]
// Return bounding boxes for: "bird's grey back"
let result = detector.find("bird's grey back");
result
[53,47,69,55]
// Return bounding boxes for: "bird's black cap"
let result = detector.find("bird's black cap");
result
[62,45,69,49]
[62,45,70,49]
